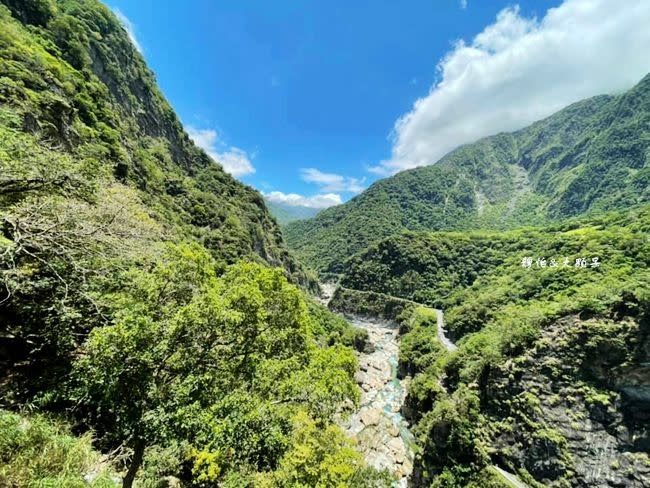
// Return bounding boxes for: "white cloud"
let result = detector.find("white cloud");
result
[214,148,255,177]
[186,127,217,152]
[186,126,255,177]
[373,0,650,175]
[300,168,366,193]
[112,8,143,53]
[263,191,342,209]
[460,0,468,10]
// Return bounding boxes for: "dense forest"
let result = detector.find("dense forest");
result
[0,0,315,287]
[284,76,650,275]
[0,1,391,486]
[334,205,650,487]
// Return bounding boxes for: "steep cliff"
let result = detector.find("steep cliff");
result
[0,0,312,285]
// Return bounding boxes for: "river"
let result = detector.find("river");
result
[321,284,528,488]
[317,284,414,485]
[339,315,415,486]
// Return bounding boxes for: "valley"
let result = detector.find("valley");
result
[0,1,648,487]
[330,290,534,488]
[322,208,650,487]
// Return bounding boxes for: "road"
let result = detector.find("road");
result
[434,308,457,352]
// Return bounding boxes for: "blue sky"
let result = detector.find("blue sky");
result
[110,0,650,208]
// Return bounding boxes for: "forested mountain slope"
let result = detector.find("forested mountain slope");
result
[340,205,650,487]
[285,75,650,274]
[0,0,312,285]
[0,2,391,486]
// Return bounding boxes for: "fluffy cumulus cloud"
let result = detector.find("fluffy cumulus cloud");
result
[262,168,365,210]
[263,191,342,209]
[300,168,366,193]
[186,126,255,177]
[373,0,650,175]
[112,8,143,53]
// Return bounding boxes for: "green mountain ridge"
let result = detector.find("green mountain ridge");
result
[265,199,321,225]
[0,0,312,287]
[285,75,650,274]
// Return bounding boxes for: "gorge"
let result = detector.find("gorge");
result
[0,1,649,487]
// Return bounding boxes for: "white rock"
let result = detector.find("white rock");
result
[388,437,403,453]
[360,408,382,426]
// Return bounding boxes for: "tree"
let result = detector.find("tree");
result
[254,411,393,488]
[71,243,312,488]
[2,0,56,26]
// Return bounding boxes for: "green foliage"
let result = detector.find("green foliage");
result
[388,206,650,486]
[340,205,650,339]
[2,0,56,26]
[431,467,512,488]
[0,410,118,487]
[69,246,314,476]
[328,286,414,321]
[252,411,393,488]
[191,393,292,479]
[0,0,313,289]
[307,300,369,352]
[414,386,489,486]
[398,307,444,377]
[341,231,516,307]
[277,344,360,420]
[42,243,377,485]
[0,182,162,401]
[285,77,650,274]
[0,3,375,485]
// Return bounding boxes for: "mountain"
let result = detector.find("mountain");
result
[285,75,650,274]
[265,199,321,225]
[0,2,391,486]
[336,205,650,487]
[0,0,312,287]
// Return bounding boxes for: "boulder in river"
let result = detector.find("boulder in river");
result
[360,408,382,426]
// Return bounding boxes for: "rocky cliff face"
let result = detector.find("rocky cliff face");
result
[484,316,649,487]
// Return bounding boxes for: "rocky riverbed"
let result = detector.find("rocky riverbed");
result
[340,315,415,487]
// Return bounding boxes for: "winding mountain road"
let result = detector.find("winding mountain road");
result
[434,308,457,352]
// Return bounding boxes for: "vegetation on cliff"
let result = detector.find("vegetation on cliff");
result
[0,0,313,285]
[357,206,650,486]
[0,410,119,487]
